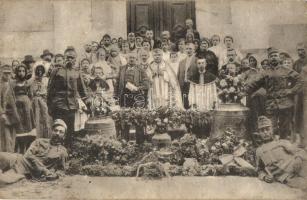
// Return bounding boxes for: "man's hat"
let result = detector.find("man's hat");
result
[54,53,64,59]
[52,119,67,132]
[1,64,12,73]
[257,116,272,129]
[267,47,279,56]
[40,49,54,59]
[22,55,35,64]
[64,46,77,55]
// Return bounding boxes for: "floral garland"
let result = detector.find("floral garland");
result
[111,107,214,134]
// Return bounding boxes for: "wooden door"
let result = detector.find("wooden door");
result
[127,0,156,38]
[163,1,196,36]
[127,0,196,40]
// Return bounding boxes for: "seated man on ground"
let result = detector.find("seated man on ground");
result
[254,116,307,190]
[0,119,68,185]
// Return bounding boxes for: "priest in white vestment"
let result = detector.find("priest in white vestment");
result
[146,48,183,110]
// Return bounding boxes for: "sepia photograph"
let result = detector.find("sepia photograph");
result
[0,0,307,199]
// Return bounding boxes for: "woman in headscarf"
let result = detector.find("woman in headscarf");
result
[32,64,52,138]
[107,45,127,75]
[141,39,154,63]
[12,64,36,153]
[185,31,194,43]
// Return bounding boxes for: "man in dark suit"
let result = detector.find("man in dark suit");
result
[177,43,197,109]
[114,52,150,108]
[114,52,150,143]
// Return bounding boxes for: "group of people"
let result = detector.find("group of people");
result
[0,18,307,188]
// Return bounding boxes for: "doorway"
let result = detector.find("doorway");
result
[127,0,196,40]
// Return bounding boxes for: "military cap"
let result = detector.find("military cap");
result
[52,119,67,132]
[257,116,272,129]
[64,46,76,54]
[1,64,12,73]
[267,47,279,55]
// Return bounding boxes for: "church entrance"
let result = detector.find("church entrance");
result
[127,0,196,40]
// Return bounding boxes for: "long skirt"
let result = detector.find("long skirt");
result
[33,97,52,138]
[15,95,36,153]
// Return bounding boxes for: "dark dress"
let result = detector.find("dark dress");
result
[13,80,36,153]
[32,77,52,138]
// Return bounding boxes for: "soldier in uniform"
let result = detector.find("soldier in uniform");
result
[0,119,68,185]
[47,46,89,147]
[245,47,303,139]
[254,116,307,190]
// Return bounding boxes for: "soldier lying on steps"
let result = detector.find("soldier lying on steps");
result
[254,116,307,191]
[0,119,68,186]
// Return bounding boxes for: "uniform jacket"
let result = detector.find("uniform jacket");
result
[256,139,307,183]
[245,65,303,110]
[47,67,88,112]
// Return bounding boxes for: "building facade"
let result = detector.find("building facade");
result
[0,0,306,62]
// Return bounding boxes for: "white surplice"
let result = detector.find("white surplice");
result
[188,80,219,111]
[147,61,183,110]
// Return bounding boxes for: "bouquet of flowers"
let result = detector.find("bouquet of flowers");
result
[217,74,245,103]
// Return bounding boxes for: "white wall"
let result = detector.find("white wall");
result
[0,0,306,64]
[0,0,127,63]
[196,0,307,60]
